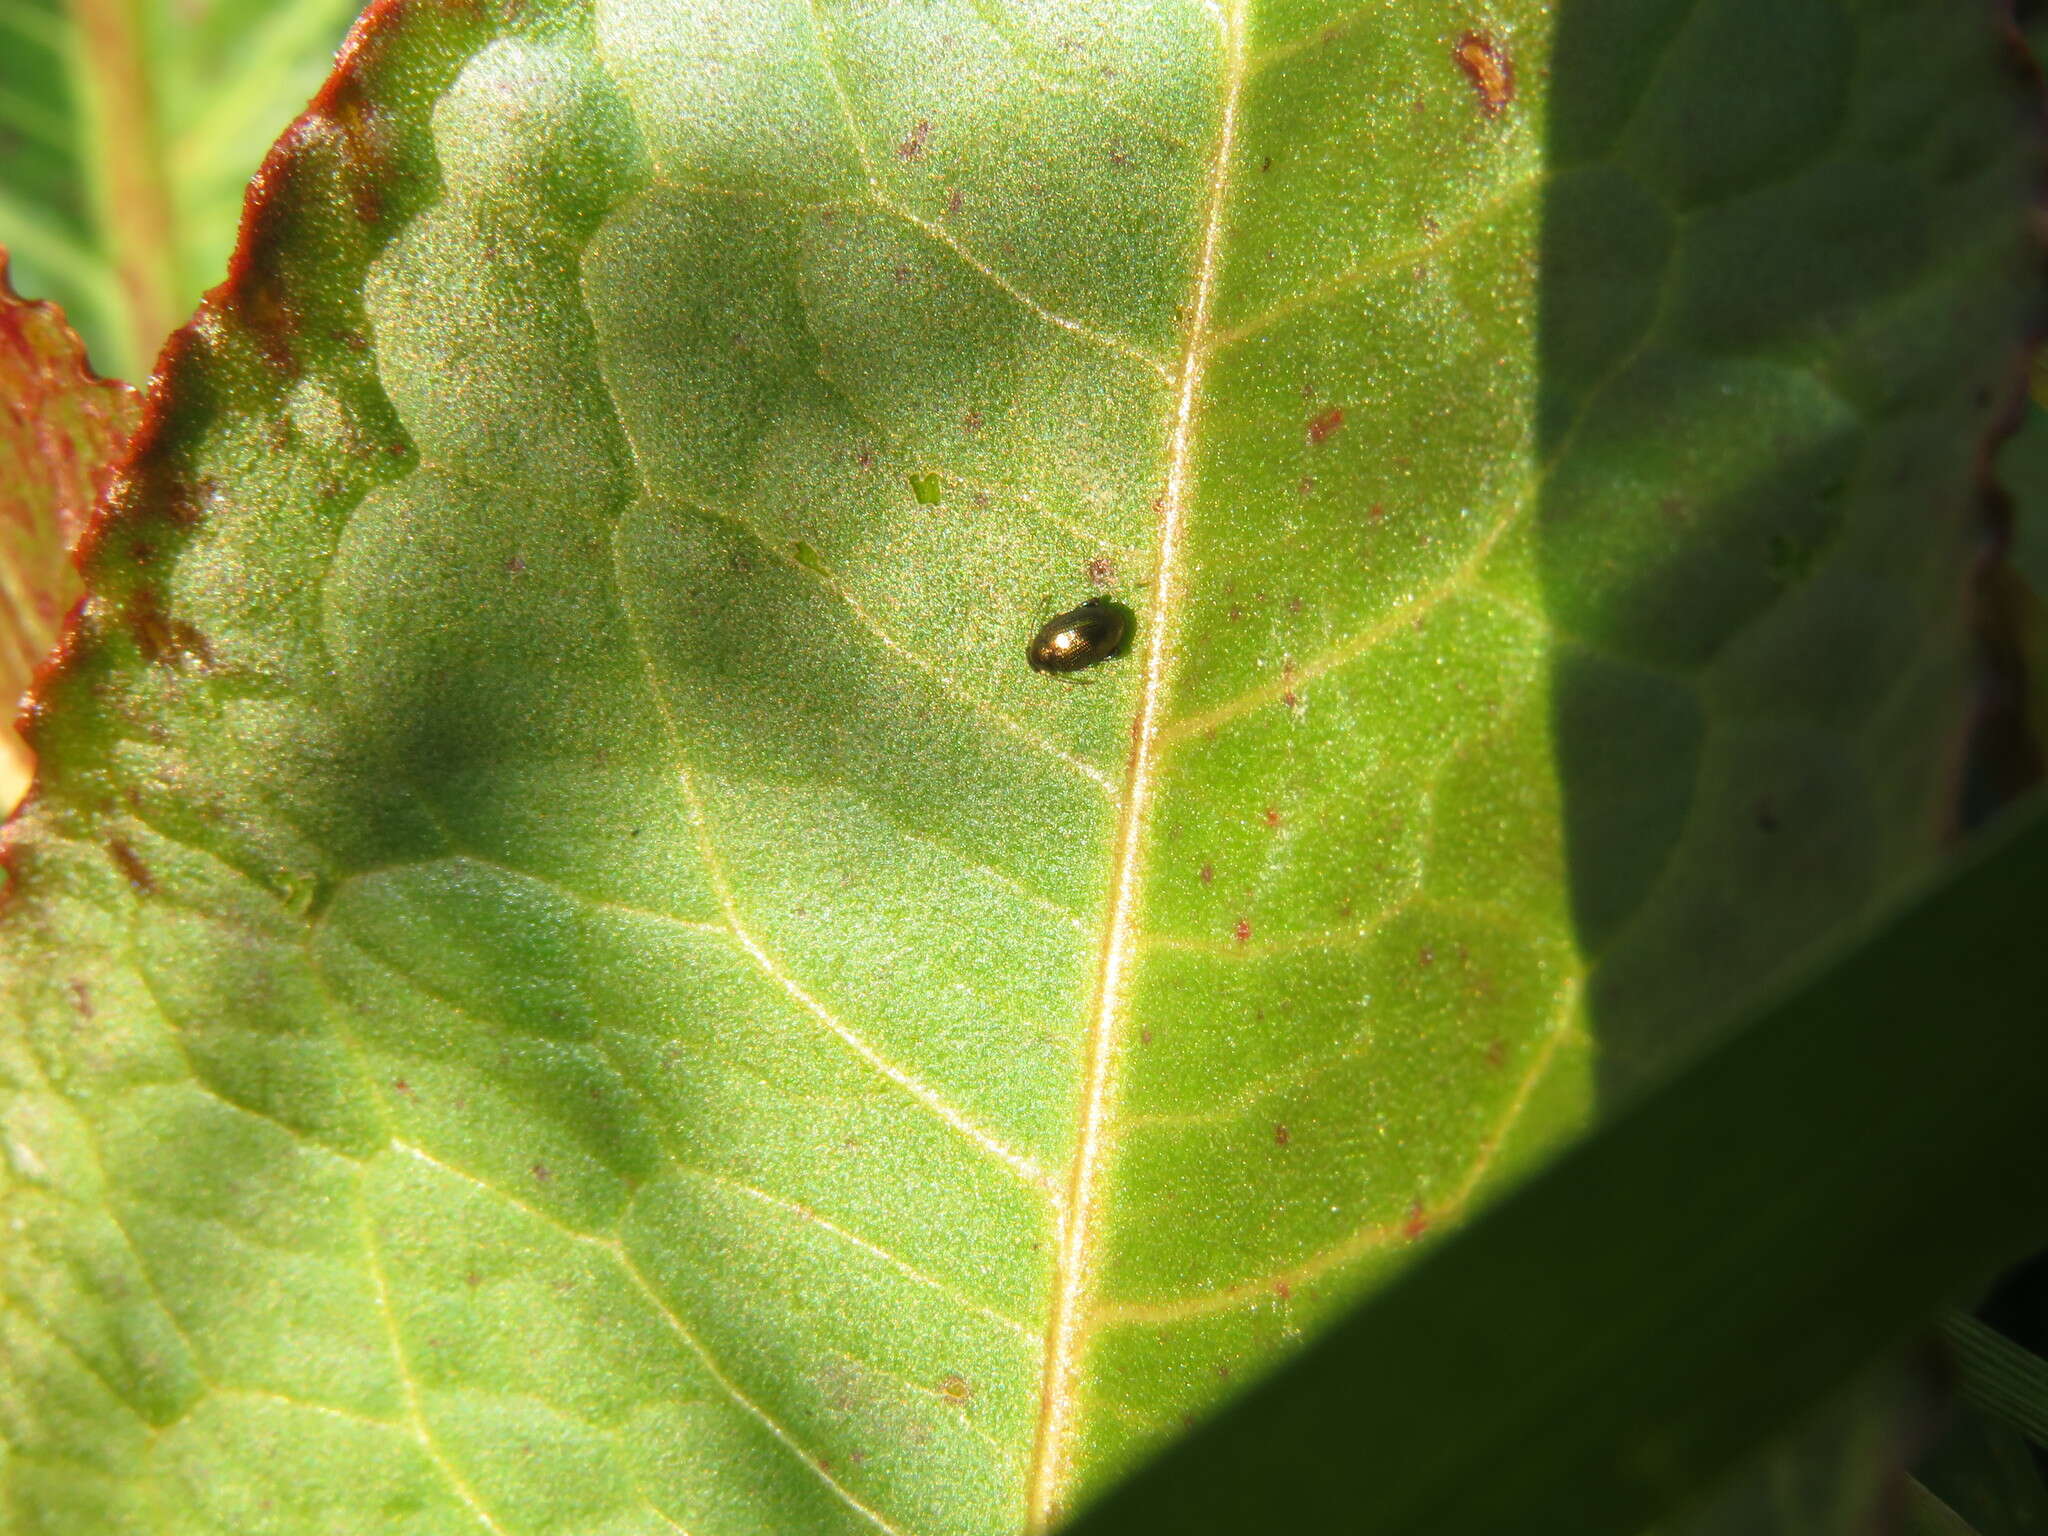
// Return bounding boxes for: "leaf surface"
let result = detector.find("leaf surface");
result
[0,253,139,814]
[0,1,2037,1532]
[1065,798,2048,1536]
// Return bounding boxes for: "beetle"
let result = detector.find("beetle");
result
[1028,599,1133,674]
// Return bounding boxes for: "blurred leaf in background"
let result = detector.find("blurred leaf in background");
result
[0,0,365,380]
[0,254,137,812]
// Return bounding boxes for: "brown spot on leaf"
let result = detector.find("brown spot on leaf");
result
[1233,917,1252,944]
[937,1373,972,1403]
[946,188,964,216]
[1085,556,1114,586]
[1454,32,1514,117]
[1418,945,1435,966]
[126,591,212,670]
[1403,1202,1431,1240]
[1262,807,1281,828]
[531,1162,552,1183]
[107,839,154,894]
[897,119,932,159]
[392,1077,412,1093]
[1273,1124,1291,1147]
[1199,864,1215,885]
[1308,407,1344,444]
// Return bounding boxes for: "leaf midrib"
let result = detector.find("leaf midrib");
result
[1024,2,1246,1526]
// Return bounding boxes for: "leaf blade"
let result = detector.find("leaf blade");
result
[1065,800,2048,1536]
[0,251,139,814]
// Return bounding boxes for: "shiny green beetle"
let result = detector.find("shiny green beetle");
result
[1028,599,1133,674]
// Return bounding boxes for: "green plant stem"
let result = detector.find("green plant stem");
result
[64,0,177,379]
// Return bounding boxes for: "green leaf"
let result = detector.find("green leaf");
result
[1918,1405,2048,1536]
[0,0,2037,1532]
[1942,1313,2048,1453]
[1996,398,2048,774]
[0,0,364,379]
[1907,1482,1988,1536]
[1663,1365,1917,1536]
[0,251,139,814]
[1064,801,2048,1536]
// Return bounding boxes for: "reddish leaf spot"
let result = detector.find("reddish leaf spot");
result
[1262,807,1282,828]
[1085,556,1115,586]
[126,592,212,669]
[503,555,527,574]
[1297,475,1315,497]
[531,1162,552,1183]
[1454,33,1515,116]
[1273,1124,1291,1146]
[1140,1027,1154,1045]
[1486,1039,1506,1068]
[897,119,932,159]
[1233,917,1253,944]
[1308,407,1344,444]
[1199,864,1215,885]
[946,188,964,216]
[464,1269,482,1287]
[107,839,154,894]
[963,409,983,432]
[1403,1202,1431,1240]
[392,1078,412,1094]
[1367,503,1387,522]
[1274,1281,1291,1301]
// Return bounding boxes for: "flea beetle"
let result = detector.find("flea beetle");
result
[1028,599,1133,674]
